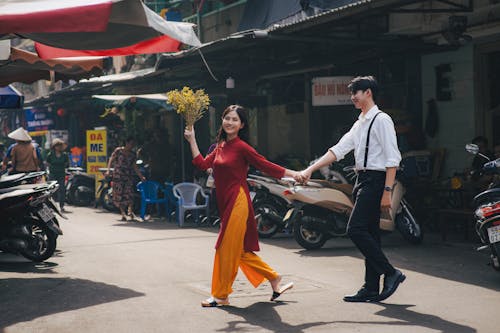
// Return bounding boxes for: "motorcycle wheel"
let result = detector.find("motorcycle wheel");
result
[100,188,117,212]
[294,216,327,250]
[21,220,57,262]
[254,199,286,238]
[395,205,423,245]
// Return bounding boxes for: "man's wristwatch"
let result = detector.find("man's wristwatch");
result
[384,186,393,192]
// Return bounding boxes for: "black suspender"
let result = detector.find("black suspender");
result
[363,112,382,169]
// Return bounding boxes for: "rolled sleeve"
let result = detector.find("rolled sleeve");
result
[329,129,355,162]
[379,116,401,168]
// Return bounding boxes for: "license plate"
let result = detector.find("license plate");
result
[283,208,294,222]
[250,191,256,201]
[487,225,500,244]
[37,204,55,223]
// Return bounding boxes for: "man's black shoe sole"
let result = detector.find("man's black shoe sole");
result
[343,297,379,303]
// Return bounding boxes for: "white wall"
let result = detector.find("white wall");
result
[421,44,475,177]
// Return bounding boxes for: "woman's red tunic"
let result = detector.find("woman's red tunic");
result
[193,137,285,252]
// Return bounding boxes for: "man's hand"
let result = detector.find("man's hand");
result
[380,191,392,212]
[297,169,312,183]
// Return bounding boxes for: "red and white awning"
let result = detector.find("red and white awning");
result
[0,0,201,58]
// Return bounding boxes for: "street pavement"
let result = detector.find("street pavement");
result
[1,206,499,333]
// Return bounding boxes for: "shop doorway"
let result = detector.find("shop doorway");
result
[476,43,500,149]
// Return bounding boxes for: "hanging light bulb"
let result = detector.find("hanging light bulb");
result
[226,77,235,89]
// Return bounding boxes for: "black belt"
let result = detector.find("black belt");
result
[356,170,386,178]
[356,169,385,173]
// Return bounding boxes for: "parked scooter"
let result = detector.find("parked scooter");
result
[95,167,116,211]
[0,170,46,188]
[248,161,354,238]
[281,170,423,250]
[247,174,294,238]
[466,143,500,271]
[0,180,65,262]
[65,167,95,206]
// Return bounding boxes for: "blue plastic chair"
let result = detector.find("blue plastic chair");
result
[136,181,169,220]
[173,182,209,227]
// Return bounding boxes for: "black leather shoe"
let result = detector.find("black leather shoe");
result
[343,287,379,303]
[377,269,406,302]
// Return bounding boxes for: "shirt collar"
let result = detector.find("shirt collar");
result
[358,105,380,121]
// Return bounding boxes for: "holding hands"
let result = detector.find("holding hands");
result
[287,169,312,184]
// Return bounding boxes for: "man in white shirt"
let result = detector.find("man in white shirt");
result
[299,76,405,302]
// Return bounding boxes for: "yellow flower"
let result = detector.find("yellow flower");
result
[166,86,211,127]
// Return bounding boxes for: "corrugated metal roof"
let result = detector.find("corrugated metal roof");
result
[268,0,373,32]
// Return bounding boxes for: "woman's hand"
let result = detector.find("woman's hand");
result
[184,126,196,143]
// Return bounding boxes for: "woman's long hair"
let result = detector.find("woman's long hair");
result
[216,105,250,144]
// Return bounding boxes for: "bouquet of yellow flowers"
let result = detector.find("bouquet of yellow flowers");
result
[166,86,211,129]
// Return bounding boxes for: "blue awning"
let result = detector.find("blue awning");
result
[0,85,23,109]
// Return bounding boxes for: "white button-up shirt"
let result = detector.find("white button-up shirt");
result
[330,105,401,171]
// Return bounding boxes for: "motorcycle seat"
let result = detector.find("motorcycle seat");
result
[474,187,500,205]
[0,188,35,201]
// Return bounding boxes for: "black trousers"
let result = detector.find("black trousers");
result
[347,170,395,291]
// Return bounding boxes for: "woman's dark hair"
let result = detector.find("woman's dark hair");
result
[216,105,250,144]
[348,76,378,101]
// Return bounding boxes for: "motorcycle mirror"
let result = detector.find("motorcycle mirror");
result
[465,143,479,155]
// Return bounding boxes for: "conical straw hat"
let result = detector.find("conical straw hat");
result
[7,127,32,141]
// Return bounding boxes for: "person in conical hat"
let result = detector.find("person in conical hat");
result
[7,127,32,142]
[1,127,40,173]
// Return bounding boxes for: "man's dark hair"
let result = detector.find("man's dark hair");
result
[472,136,488,146]
[348,76,378,101]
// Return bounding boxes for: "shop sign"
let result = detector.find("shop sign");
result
[86,129,107,174]
[24,107,54,133]
[311,76,353,106]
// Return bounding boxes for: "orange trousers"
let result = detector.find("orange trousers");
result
[211,187,279,299]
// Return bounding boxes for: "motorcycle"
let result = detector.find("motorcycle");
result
[466,143,500,271]
[247,174,293,238]
[0,180,65,262]
[248,162,355,238]
[65,167,95,206]
[281,170,423,250]
[95,167,116,212]
[0,170,46,188]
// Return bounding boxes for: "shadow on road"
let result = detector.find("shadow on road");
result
[218,301,336,333]
[0,277,144,330]
[218,301,476,333]
[371,303,477,333]
[0,260,58,274]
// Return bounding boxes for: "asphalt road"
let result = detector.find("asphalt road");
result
[1,206,499,333]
